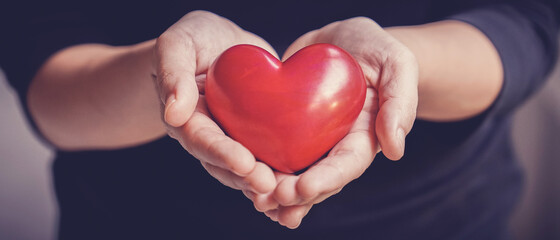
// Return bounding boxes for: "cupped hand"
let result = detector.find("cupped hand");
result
[152,11,279,196]
[246,17,419,228]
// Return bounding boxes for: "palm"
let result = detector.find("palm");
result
[256,17,418,229]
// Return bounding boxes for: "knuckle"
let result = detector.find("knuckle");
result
[206,137,230,164]
[154,71,174,101]
[157,69,174,85]
[345,16,376,26]
[186,10,214,19]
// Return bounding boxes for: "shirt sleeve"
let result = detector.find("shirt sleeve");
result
[449,0,560,118]
[0,2,111,143]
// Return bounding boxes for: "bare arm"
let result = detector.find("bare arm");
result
[387,20,503,122]
[28,11,279,206]
[28,40,163,150]
[262,18,505,229]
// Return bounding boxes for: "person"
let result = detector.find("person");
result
[1,0,558,239]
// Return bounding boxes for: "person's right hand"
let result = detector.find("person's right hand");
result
[152,11,278,196]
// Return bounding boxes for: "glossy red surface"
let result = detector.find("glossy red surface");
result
[206,44,366,173]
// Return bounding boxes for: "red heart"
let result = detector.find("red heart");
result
[206,43,366,173]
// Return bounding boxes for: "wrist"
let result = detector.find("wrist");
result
[385,24,437,118]
[127,39,157,76]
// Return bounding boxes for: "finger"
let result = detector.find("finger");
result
[281,30,318,61]
[178,98,255,176]
[271,171,301,206]
[154,31,199,127]
[274,176,343,206]
[201,161,276,194]
[255,193,280,212]
[245,162,277,194]
[242,31,280,60]
[273,175,301,206]
[276,204,313,229]
[242,189,255,200]
[243,190,279,212]
[201,161,247,190]
[309,188,343,205]
[264,209,279,222]
[294,112,377,203]
[195,74,206,94]
[375,49,418,160]
[273,91,377,205]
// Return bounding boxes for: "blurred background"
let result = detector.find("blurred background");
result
[0,50,559,239]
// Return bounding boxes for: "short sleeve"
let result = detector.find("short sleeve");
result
[449,0,560,117]
[0,2,111,141]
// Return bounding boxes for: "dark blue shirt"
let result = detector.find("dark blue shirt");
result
[1,0,559,239]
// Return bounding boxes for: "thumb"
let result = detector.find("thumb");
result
[375,50,418,160]
[153,33,199,127]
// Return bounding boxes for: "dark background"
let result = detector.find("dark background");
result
[1,46,559,240]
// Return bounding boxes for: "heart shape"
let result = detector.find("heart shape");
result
[206,43,366,173]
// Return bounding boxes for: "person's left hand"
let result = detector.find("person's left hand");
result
[243,17,418,228]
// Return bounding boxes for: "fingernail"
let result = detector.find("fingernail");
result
[265,211,278,222]
[163,94,176,124]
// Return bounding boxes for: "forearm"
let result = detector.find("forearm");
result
[386,20,503,121]
[28,40,166,150]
